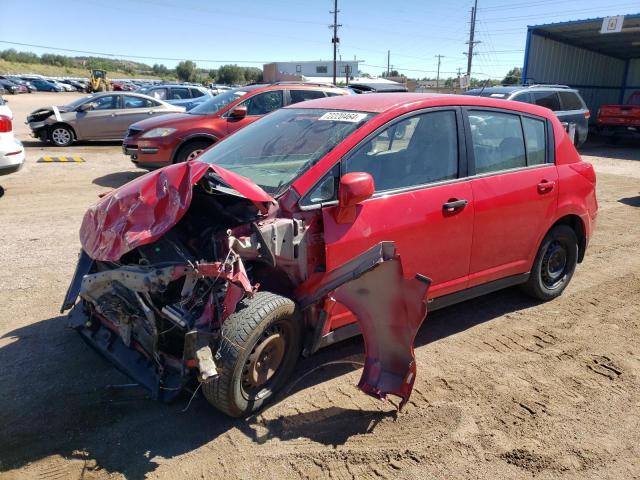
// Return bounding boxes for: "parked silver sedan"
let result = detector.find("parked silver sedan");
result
[27,92,185,146]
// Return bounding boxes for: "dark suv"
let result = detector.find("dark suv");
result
[466,85,590,147]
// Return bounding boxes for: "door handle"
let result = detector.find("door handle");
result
[537,180,556,193]
[443,199,468,212]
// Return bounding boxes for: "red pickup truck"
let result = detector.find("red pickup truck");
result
[597,90,640,139]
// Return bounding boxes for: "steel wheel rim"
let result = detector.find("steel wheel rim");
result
[186,149,203,161]
[52,128,71,145]
[541,240,568,289]
[242,321,291,396]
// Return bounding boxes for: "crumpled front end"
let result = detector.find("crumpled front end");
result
[63,161,432,410]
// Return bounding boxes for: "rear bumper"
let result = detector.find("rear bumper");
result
[0,140,25,175]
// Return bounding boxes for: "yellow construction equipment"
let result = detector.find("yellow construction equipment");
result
[87,69,111,93]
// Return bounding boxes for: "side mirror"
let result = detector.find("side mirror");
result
[335,172,375,224]
[228,105,247,119]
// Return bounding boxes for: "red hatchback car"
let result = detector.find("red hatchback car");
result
[63,93,597,417]
[123,82,347,169]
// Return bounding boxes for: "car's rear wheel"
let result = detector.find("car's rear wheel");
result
[522,225,578,301]
[50,125,74,147]
[175,140,213,163]
[202,291,302,418]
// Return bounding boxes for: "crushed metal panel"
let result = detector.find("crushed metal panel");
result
[297,241,430,409]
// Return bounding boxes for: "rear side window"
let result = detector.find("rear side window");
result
[123,96,157,108]
[468,111,526,174]
[558,91,584,111]
[290,89,325,104]
[532,91,561,111]
[344,110,458,192]
[522,117,546,165]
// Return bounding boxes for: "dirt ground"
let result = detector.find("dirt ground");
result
[1,92,639,480]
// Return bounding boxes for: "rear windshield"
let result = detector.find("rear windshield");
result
[558,91,584,111]
[189,89,248,115]
[199,108,374,195]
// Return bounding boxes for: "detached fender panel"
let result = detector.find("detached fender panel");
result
[297,242,430,408]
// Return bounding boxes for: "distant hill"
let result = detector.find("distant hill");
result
[0,48,168,79]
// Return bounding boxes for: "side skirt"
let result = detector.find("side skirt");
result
[317,272,530,349]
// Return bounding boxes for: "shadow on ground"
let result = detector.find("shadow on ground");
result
[92,171,146,188]
[579,134,640,161]
[0,287,537,478]
[619,195,640,207]
[20,140,122,149]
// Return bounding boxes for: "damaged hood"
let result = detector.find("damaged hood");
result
[80,161,273,261]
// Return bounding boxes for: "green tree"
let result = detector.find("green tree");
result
[176,60,197,82]
[502,67,522,85]
[243,67,262,84]
[152,63,169,76]
[217,64,245,85]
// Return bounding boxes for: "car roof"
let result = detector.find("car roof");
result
[243,83,344,93]
[466,86,579,95]
[283,92,557,118]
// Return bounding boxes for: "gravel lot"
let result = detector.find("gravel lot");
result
[1,92,639,480]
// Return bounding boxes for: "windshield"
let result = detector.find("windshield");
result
[63,95,98,110]
[189,89,247,115]
[198,108,374,195]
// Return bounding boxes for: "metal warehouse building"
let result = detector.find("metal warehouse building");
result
[522,14,640,119]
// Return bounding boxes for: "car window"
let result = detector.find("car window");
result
[149,88,167,100]
[87,95,119,110]
[190,88,205,98]
[169,87,191,100]
[242,90,284,116]
[558,91,584,111]
[123,95,157,108]
[511,92,533,104]
[468,111,526,174]
[532,91,562,111]
[289,89,326,104]
[522,117,546,166]
[344,110,459,192]
[326,91,342,97]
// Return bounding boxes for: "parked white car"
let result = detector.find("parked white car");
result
[0,95,12,119]
[0,101,25,197]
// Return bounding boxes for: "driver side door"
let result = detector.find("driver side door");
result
[75,95,122,139]
[313,108,475,329]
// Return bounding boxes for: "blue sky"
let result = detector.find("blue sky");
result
[1,0,639,79]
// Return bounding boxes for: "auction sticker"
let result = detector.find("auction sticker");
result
[319,111,368,122]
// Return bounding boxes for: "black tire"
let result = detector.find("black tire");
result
[174,140,213,164]
[49,124,74,147]
[202,291,302,417]
[522,225,578,301]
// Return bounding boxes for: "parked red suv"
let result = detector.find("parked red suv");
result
[63,93,597,417]
[123,82,347,169]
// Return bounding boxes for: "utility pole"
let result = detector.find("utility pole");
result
[465,0,481,80]
[330,0,341,85]
[457,67,462,91]
[435,54,445,89]
[387,50,390,77]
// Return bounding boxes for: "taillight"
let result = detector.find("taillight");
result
[0,115,12,133]
[570,162,596,185]
[584,110,590,119]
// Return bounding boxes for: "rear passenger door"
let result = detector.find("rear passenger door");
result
[464,108,558,287]
[115,95,163,136]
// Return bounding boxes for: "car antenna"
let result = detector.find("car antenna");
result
[478,79,490,96]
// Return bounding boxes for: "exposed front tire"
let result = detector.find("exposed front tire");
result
[50,125,74,147]
[202,291,302,417]
[522,225,578,301]
[174,140,213,163]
